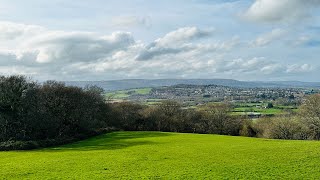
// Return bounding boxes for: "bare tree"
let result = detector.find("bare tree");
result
[299,94,320,139]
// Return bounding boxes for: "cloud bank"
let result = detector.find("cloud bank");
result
[244,0,320,23]
[0,21,315,80]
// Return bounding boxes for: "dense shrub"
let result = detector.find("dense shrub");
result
[0,76,112,148]
[240,119,257,137]
[109,101,243,135]
[299,94,320,139]
[0,75,37,142]
[111,102,146,131]
[196,104,243,135]
[247,117,309,140]
[0,141,39,151]
[0,127,118,151]
[270,117,308,140]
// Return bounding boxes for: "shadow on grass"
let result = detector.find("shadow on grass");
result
[42,131,173,152]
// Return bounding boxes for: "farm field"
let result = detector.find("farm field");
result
[232,107,283,115]
[231,103,298,115]
[105,88,152,99]
[1,132,320,179]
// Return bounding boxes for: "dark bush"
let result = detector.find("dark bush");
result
[240,119,257,137]
[0,76,113,150]
[0,141,39,151]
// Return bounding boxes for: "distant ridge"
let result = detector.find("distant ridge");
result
[65,79,320,91]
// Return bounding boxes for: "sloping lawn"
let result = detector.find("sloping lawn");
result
[1,132,320,179]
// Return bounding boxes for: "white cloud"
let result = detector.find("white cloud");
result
[0,21,45,40]
[215,57,279,74]
[0,21,315,80]
[215,57,313,75]
[29,31,135,63]
[251,28,287,47]
[244,0,320,23]
[135,27,220,61]
[286,64,313,73]
[155,27,213,46]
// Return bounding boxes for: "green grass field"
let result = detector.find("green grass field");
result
[233,107,283,115]
[1,132,320,179]
[134,88,152,95]
[232,103,298,115]
[105,88,152,99]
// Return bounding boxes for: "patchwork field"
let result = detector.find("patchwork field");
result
[1,132,320,179]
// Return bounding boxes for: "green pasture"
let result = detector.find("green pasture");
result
[232,103,298,115]
[233,107,282,115]
[105,88,152,99]
[1,132,320,179]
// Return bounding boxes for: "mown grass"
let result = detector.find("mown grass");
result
[1,131,320,179]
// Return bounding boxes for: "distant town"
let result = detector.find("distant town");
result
[105,83,319,118]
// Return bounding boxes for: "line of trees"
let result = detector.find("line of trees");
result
[109,94,320,141]
[1,75,320,150]
[110,101,243,135]
[241,94,320,140]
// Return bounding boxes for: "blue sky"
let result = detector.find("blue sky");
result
[0,0,319,81]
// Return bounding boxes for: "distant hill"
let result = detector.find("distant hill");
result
[65,79,320,91]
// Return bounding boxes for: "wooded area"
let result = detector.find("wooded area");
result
[1,76,320,150]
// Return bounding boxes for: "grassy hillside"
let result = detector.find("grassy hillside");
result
[1,132,320,179]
